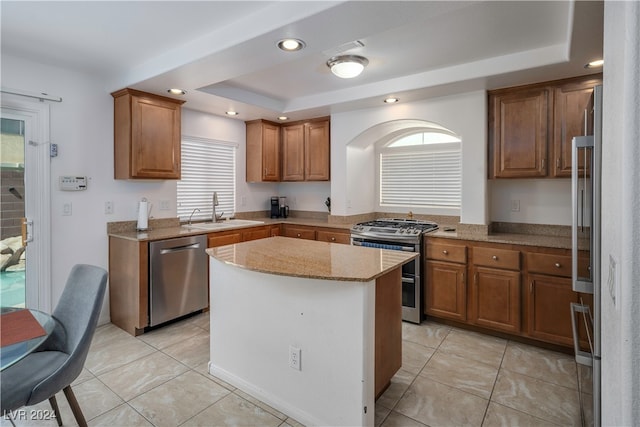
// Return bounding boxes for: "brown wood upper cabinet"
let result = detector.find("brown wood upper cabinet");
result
[246,120,281,182]
[112,88,185,180]
[488,74,602,179]
[282,118,330,181]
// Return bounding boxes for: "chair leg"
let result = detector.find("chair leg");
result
[48,395,63,426]
[62,385,87,427]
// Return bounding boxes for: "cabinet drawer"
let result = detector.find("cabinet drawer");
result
[526,252,589,278]
[242,226,271,242]
[316,230,350,244]
[473,246,520,270]
[282,226,316,240]
[426,242,467,263]
[208,231,242,248]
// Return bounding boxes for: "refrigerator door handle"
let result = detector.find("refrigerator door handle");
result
[570,302,594,366]
[572,135,595,294]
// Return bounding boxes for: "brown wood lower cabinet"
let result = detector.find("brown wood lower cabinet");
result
[424,236,590,349]
[281,223,350,244]
[424,260,466,321]
[526,273,581,347]
[470,266,521,333]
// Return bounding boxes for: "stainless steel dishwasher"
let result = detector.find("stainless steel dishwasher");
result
[149,234,208,327]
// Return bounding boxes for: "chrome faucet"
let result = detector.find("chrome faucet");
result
[212,192,221,222]
[188,208,200,225]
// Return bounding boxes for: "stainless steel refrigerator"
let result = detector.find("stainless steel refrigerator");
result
[571,84,602,427]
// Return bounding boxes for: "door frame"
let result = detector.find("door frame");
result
[2,95,52,311]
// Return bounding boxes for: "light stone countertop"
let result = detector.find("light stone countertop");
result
[107,217,352,242]
[428,229,589,250]
[206,236,418,282]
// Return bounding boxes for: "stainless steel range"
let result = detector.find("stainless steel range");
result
[350,218,438,323]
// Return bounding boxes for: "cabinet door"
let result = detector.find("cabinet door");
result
[208,231,242,248]
[490,88,549,178]
[262,123,281,181]
[552,82,596,177]
[424,260,466,321]
[305,120,330,181]
[526,273,580,346]
[281,124,305,181]
[470,267,521,333]
[242,226,271,242]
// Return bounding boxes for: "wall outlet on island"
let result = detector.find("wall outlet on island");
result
[289,345,301,371]
[510,199,520,212]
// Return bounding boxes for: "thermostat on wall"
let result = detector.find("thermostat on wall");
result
[59,176,87,191]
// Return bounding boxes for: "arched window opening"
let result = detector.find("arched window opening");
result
[378,128,461,211]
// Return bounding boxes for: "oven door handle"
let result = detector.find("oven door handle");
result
[401,277,415,284]
[352,240,415,252]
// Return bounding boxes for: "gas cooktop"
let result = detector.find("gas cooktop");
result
[350,218,438,239]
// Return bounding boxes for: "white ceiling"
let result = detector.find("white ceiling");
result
[1,1,603,121]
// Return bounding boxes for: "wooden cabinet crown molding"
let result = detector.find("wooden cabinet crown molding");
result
[112,88,185,180]
[488,73,602,180]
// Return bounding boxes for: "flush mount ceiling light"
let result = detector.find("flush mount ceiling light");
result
[326,55,369,79]
[167,88,186,95]
[277,38,306,52]
[226,111,239,116]
[277,116,289,121]
[584,59,604,69]
[384,97,399,104]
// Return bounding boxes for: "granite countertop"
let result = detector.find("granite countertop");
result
[206,236,418,282]
[428,229,588,250]
[107,217,352,242]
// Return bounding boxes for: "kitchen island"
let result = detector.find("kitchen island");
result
[206,236,417,426]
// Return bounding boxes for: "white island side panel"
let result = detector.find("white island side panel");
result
[208,257,375,426]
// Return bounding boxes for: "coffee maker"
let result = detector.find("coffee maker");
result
[270,197,280,218]
[279,196,288,218]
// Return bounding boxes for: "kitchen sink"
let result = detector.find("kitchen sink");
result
[183,219,265,231]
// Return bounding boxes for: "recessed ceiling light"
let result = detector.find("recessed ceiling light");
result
[226,111,239,116]
[384,97,399,104]
[167,88,186,95]
[277,38,306,52]
[585,59,604,69]
[278,116,289,121]
[326,55,369,79]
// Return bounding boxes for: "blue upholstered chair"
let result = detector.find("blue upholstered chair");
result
[1,264,108,427]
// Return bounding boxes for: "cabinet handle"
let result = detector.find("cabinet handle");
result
[555,262,561,268]
[296,233,301,237]
[530,280,533,294]
[331,237,336,241]
[461,272,465,283]
[556,158,561,169]
[542,158,546,170]
[442,250,449,255]
[492,255,498,261]
[474,272,478,284]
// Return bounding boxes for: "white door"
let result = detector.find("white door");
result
[1,96,51,311]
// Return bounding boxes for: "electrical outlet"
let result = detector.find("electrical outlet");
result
[105,201,114,214]
[289,346,301,371]
[510,200,520,212]
[241,196,247,207]
[159,200,170,210]
[62,202,72,216]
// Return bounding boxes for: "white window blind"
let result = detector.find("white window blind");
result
[177,136,236,221]
[379,143,461,208]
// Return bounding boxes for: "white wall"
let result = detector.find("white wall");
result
[1,54,176,323]
[600,1,640,424]
[490,179,571,225]
[330,91,488,224]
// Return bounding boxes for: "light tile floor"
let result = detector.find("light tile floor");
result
[2,312,582,426]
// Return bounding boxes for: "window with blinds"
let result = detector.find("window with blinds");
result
[379,132,461,209]
[177,136,236,222]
